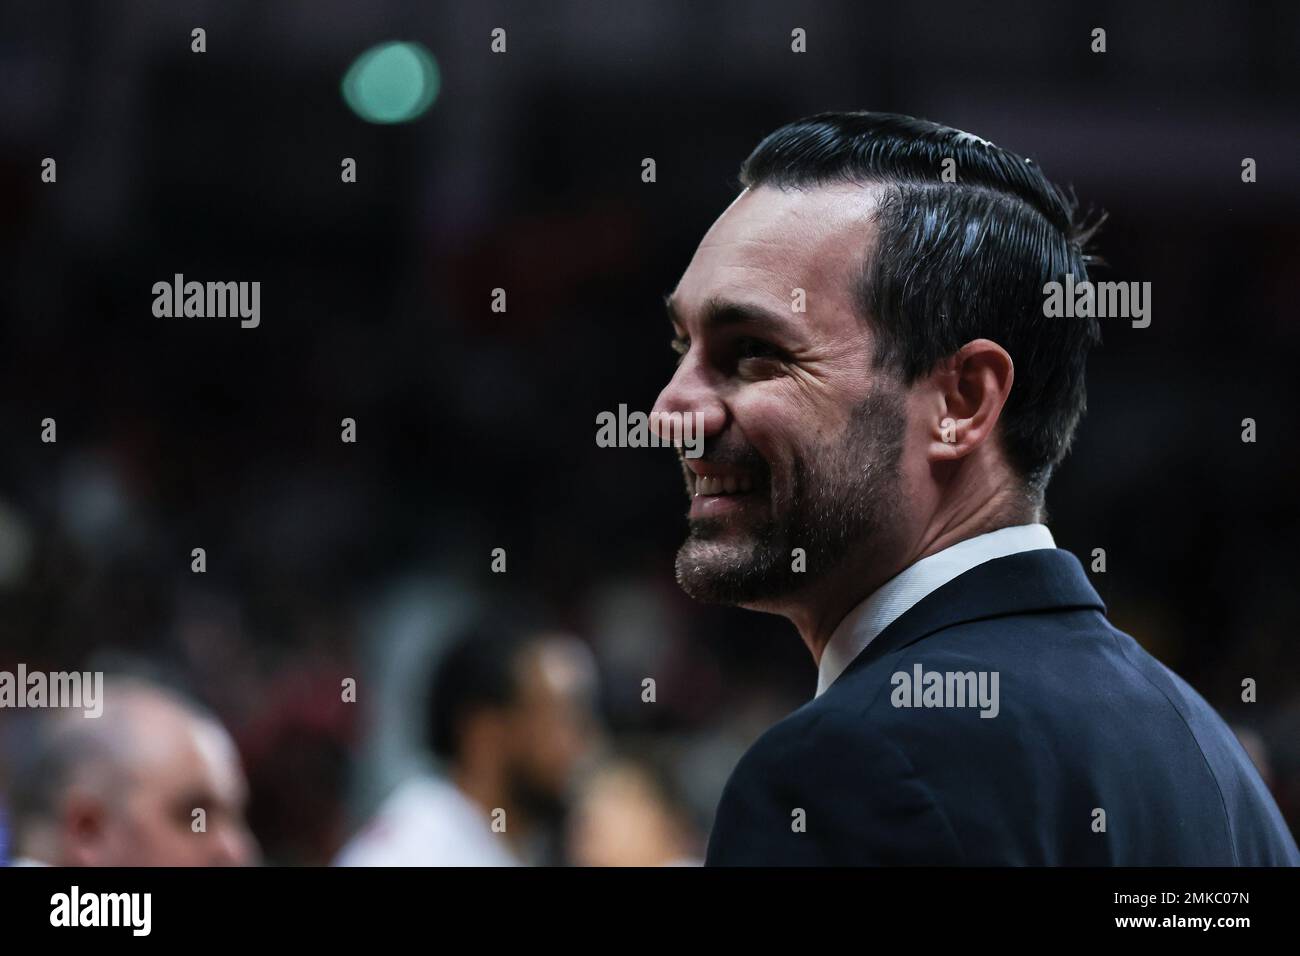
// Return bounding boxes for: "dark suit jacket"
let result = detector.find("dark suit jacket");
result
[705,548,1300,865]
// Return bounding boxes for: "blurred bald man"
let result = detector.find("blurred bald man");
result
[4,678,257,867]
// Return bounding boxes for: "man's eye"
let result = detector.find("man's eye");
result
[735,337,780,361]
[670,338,690,359]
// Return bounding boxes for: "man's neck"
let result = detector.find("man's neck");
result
[453,762,527,852]
[777,494,1040,666]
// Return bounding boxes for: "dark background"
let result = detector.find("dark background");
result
[1,0,1297,863]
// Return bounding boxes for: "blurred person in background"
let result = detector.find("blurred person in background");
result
[3,677,257,867]
[334,619,598,866]
[567,756,703,867]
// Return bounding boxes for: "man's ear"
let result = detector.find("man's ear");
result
[61,789,109,866]
[924,338,1014,463]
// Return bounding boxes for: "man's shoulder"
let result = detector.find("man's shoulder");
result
[333,774,519,867]
[711,689,965,864]
[728,686,912,790]
[738,606,1209,796]
[796,611,1297,864]
[715,575,1299,864]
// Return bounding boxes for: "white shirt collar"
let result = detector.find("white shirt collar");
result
[815,523,1056,697]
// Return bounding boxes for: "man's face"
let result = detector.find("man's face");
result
[653,183,911,605]
[503,640,597,818]
[68,708,258,867]
[115,718,257,866]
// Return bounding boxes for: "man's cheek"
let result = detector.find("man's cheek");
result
[761,450,797,503]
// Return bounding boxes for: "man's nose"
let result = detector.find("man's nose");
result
[210,822,257,866]
[650,356,726,445]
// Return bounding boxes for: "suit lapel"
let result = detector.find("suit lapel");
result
[835,548,1107,681]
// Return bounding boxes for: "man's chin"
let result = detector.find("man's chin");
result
[673,534,792,606]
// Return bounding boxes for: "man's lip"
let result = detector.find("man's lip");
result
[683,460,751,478]
[681,458,763,498]
[690,491,755,519]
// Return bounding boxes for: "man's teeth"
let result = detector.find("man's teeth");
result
[695,474,754,496]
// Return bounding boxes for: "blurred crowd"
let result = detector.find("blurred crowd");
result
[0,616,718,867]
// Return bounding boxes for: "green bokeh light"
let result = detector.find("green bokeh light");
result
[342,42,440,124]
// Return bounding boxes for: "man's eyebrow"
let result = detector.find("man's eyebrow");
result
[664,295,792,336]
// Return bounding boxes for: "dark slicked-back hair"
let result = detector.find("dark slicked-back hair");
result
[740,111,1103,497]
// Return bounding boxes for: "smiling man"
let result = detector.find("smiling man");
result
[654,112,1299,865]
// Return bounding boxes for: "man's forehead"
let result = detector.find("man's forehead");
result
[671,183,880,325]
[191,718,247,801]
